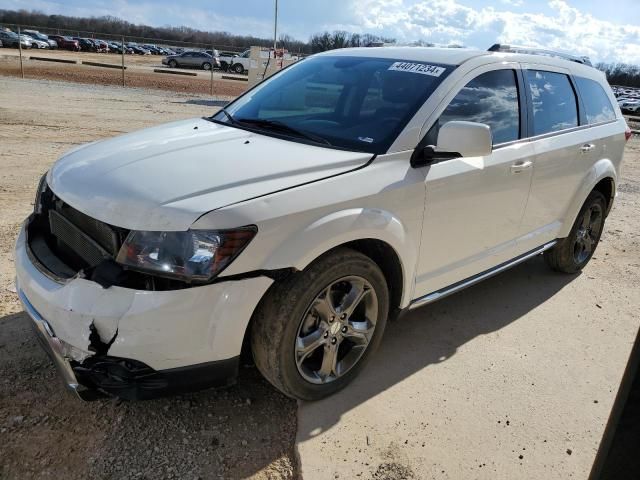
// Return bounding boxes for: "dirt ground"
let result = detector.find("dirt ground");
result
[297,141,640,477]
[0,77,297,480]
[0,49,247,97]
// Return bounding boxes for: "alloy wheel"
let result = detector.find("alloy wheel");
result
[574,203,603,264]
[295,276,378,384]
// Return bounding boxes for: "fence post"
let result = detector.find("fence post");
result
[210,43,215,96]
[121,35,125,87]
[18,25,24,79]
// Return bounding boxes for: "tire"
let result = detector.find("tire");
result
[202,62,212,71]
[168,59,177,68]
[544,191,607,273]
[232,63,244,74]
[251,248,389,401]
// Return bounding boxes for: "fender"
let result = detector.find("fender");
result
[260,208,416,307]
[559,158,617,238]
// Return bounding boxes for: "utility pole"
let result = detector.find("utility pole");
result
[273,0,278,54]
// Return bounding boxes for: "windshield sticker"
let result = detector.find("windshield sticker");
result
[358,136,374,143]
[388,62,446,77]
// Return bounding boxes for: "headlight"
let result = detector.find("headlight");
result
[115,227,257,282]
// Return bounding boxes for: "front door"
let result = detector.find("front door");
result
[413,66,534,298]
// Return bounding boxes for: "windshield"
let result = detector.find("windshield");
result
[212,55,454,153]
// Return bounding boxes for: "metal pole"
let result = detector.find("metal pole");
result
[210,42,214,96]
[121,35,125,87]
[273,0,278,54]
[18,25,24,79]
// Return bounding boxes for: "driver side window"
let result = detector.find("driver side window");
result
[425,69,520,146]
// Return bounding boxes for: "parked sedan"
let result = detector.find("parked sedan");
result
[49,35,80,51]
[25,36,49,49]
[22,30,57,49]
[129,45,152,55]
[0,31,31,48]
[107,42,133,54]
[162,51,220,70]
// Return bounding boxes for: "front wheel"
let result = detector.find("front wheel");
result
[168,59,177,68]
[544,191,606,273]
[251,248,389,401]
[202,62,212,71]
[232,63,244,74]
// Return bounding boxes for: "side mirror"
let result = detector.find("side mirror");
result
[437,121,492,157]
[411,121,493,168]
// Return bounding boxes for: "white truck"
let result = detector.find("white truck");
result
[220,49,250,74]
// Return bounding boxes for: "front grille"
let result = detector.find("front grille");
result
[49,210,111,267]
[28,183,128,278]
[56,202,121,256]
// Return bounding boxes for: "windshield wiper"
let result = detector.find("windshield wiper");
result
[235,118,332,146]
[219,108,239,125]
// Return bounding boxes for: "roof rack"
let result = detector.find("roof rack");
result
[488,43,592,66]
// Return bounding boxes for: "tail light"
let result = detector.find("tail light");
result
[625,126,632,142]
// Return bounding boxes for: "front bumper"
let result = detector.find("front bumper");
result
[15,222,273,399]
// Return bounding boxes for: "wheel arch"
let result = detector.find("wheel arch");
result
[559,159,617,238]
[240,237,407,364]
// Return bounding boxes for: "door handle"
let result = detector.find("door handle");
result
[511,160,533,173]
[580,143,595,153]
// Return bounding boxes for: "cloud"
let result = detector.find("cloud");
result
[348,0,640,64]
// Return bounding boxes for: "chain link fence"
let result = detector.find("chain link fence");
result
[0,23,275,99]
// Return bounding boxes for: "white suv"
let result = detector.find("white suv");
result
[15,46,629,401]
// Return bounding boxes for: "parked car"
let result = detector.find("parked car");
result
[619,98,640,113]
[107,42,133,54]
[219,49,250,74]
[128,44,151,55]
[15,46,629,401]
[0,31,31,48]
[92,39,110,53]
[215,50,239,70]
[72,37,96,52]
[48,35,80,51]
[22,30,57,49]
[142,44,163,54]
[162,51,220,70]
[24,35,49,49]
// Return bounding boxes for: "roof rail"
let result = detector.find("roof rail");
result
[488,43,592,66]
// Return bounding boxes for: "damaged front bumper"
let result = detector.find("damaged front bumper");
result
[18,289,97,400]
[14,222,274,400]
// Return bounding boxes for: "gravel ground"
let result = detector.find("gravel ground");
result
[0,77,297,480]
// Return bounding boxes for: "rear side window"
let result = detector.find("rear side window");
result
[426,69,520,146]
[526,70,578,135]
[575,77,617,124]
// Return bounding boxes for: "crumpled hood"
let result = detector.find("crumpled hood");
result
[49,118,372,231]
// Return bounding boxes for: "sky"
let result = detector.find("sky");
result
[5,0,640,64]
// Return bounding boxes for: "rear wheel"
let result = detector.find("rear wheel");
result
[544,191,606,273]
[251,248,389,401]
[232,63,244,74]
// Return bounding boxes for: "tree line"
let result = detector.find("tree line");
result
[0,9,391,54]
[596,63,640,89]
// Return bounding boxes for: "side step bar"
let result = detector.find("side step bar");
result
[408,241,557,310]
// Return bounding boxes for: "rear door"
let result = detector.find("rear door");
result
[517,65,599,247]
[414,65,535,297]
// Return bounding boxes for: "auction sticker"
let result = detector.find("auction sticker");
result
[388,62,446,77]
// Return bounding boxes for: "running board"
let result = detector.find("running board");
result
[408,241,557,310]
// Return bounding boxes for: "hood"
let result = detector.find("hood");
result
[49,118,372,231]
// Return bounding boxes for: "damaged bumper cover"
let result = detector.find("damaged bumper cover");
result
[14,223,273,400]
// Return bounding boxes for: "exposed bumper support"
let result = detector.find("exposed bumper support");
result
[18,289,96,400]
